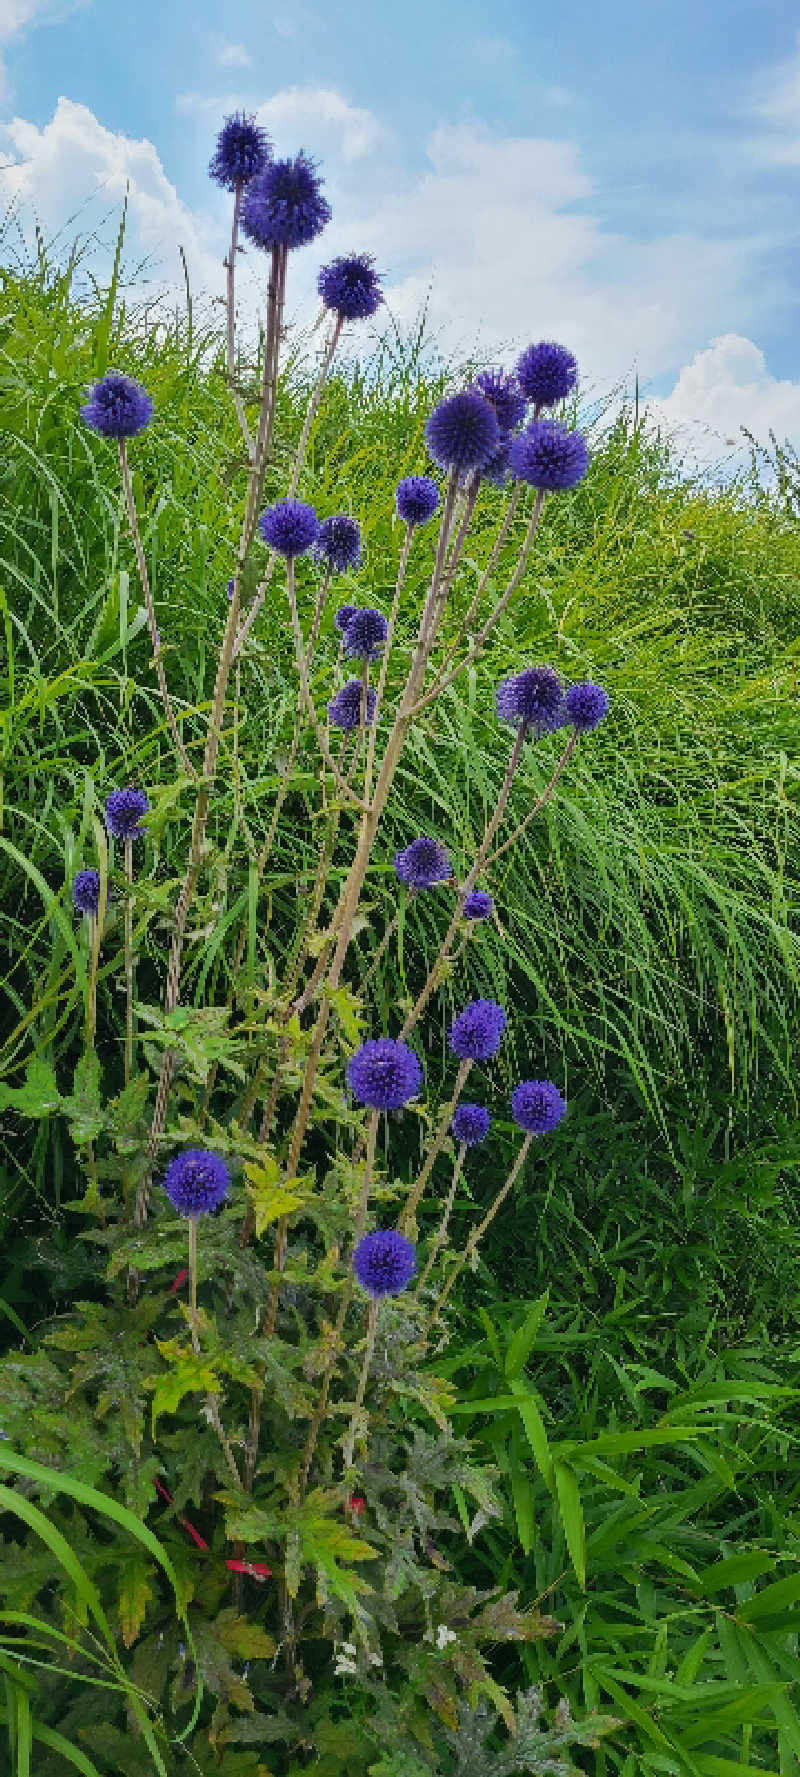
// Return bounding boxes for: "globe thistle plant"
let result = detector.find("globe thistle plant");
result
[72,870,100,916]
[473,368,526,433]
[461,889,493,920]
[258,498,320,557]
[342,607,388,662]
[104,788,150,841]
[328,680,376,729]
[163,1149,232,1216]
[318,253,384,321]
[395,476,440,527]
[353,1229,416,1298]
[424,390,501,473]
[314,515,361,574]
[394,838,452,890]
[346,1039,423,1110]
[511,1080,567,1135]
[451,1102,491,1146]
[80,373,153,439]
[565,681,610,732]
[208,111,271,191]
[334,603,358,633]
[242,152,331,250]
[516,340,578,408]
[449,999,507,1062]
[510,419,588,491]
[495,666,566,737]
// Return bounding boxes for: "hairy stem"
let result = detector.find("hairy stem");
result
[414,1142,467,1296]
[341,1298,379,1474]
[118,442,196,778]
[225,183,255,460]
[123,836,134,1084]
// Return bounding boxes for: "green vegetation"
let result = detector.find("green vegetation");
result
[0,237,798,1775]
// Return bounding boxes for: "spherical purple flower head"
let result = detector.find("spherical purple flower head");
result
[104,787,150,841]
[511,1080,566,1136]
[424,390,500,474]
[449,999,507,1062]
[334,603,358,634]
[208,111,271,191]
[395,476,440,527]
[342,607,388,662]
[565,681,610,733]
[495,666,566,738]
[346,1038,423,1111]
[318,252,384,321]
[353,1229,416,1299]
[163,1148,232,1217]
[509,420,588,492]
[462,889,493,920]
[451,1102,491,1147]
[474,369,527,433]
[516,342,578,409]
[313,515,361,575]
[328,680,377,730]
[478,435,513,489]
[258,498,320,558]
[242,152,331,250]
[394,837,452,890]
[226,578,235,600]
[80,372,153,439]
[73,869,100,916]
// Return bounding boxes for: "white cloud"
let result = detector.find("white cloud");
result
[177,83,384,164]
[645,334,800,464]
[216,43,252,70]
[749,29,800,164]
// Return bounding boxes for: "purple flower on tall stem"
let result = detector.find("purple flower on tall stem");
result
[72,870,100,916]
[424,391,500,473]
[242,152,331,250]
[495,666,566,736]
[346,1038,423,1110]
[80,373,153,438]
[258,498,320,557]
[353,1229,416,1297]
[104,788,150,841]
[461,889,493,920]
[509,420,588,491]
[314,516,361,574]
[394,838,452,889]
[511,1080,566,1135]
[474,369,526,432]
[163,1149,232,1216]
[449,999,506,1062]
[334,603,358,634]
[208,112,271,190]
[451,1103,491,1146]
[516,341,578,409]
[565,681,609,732]
[328,680,376,729]
[318,253,384,321]
[395,476,439,527]
[342,607,388,662]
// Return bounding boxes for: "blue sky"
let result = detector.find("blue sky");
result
[2,0,799,461]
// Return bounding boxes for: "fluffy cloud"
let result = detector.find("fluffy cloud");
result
[646,335,800,465]
[176,83,384,164]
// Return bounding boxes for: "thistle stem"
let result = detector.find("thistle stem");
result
[188,1215,199,1353]
[415,1142,467,1296]
[285,557,365,809]
[396,1058,472,1234]
[225,183,255,459]
[341,1298,379,1475]
[118,442,196,778]
[425,1133,533,1333]
[123,836,134,1085]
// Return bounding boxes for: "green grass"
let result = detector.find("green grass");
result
[0,233,798,1772]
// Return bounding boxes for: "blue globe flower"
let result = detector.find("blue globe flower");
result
[242,152,331,250]
[72,869,100,915]
[334,603,358,633]
[449,999,506,1062]
[342,607,388,662]
[424,391,500,473]
[396,476,440,527]
[565,681,609,732]
[346,1038,422,1110]
[318,253,384,321]
[511,1080,566,1135]
[474,368,526,432]
[353,1229,416,1298]
[451,1102,491,1146]
[328,680,377,730]
[394,838,452,890]
[81,373,153,439]
[461,889,493,920]
[314,516,361,574]
[258,498,320,557]
[208,112,271,191]
[104,788,150,840]
[516,341,578,409]
[163,1148,232,1216]
[510,420,588,491]
[495,666,566,737]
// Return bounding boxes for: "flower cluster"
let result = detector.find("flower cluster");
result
[394,838,451,889]
[258,498,320,557]
[451,1102,491,1146]
[318,253,384,321]
[72,869,101,916]
[495,666,566,736]
[353,1229,416,1298]
[396,476,439,527]
[511,1080,567,1135]
[242,152,331,250]
[328,680,376,729]
[346,1039,422,1110]
[510,420,588,491]
[341,607,388,662]
[163,1149,232,1216]
[449,999,507,1061]
[208,111,271,191]
[425,390,501,473]
[81,373,153,439]
[314,515,361,574]
[104,788,149,840]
